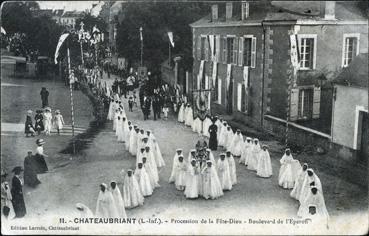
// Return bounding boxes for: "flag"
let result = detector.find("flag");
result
[54,33,70,64]
[1,26,6,35]
[139,27,143,41]
[167,32,174,47]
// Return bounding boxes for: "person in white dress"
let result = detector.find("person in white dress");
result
[142,157,159,189]
[107,98,115,120]
[113,108,119,131]
[230,129,244,158]
[116,116,124,142]
[240,137,252,164]
[206,149,216,165]
[184,104,194,127]
[53,110,65,135]
[110,181,127,218]
[217,153,232,191]
[187,149,197,163]
[215,117,223,141]
[218,122,228,147]
[169,149,183,183]
[290,163,309,200]
[247,138,261,171]
[75,203,94,218]
[125,126,133,150]
[122,169,144,209]
[299,168,323,204]
[201,161,223,200]
[226,151,237,185]
[122,117,129,143]
[43,107,52,135]
[1,171,16,220]
[279,148,302,189]
[178,102,185,123]
[184,160,200,199]
[136,148,145,166]
[95,183,119,218]
[147,131,165,168]
[174,156,187,191]
[134,163,153,197]
[192,116,202,134]
[145,146,159,184]
[225,126,235,151]
[256,145,273,178]
[129,128,139,156]
[202,115,212,138]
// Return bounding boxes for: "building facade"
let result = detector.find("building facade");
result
[190,1,368,154]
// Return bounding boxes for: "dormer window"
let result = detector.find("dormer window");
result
[241,1,249,20]
[226,2,233,20]
[211,5,218,21]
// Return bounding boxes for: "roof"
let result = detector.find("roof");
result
[62,10,84,18]
[333,53,368,88]
[190,1,367,28]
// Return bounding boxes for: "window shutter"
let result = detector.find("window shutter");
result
[216,35,220,62]
[197,36,201,60]
[233,37,238,65]
[245,87,251,115]
[205,37,209,61]
[238,37,244,66]
[312,87,321,119]
[237,83,242,111]
[223,36,228,64]
[290,88,299,121]
[251,36,257,68]
[218,78,222,104]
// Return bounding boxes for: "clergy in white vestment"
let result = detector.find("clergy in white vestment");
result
[184,159,200,199]
[217,154,232,191]
[240,137,252,164]
[279,148,302,189]
[95,183,119,218]
[247,138,261,171]
[256,145,273,178]
[134,163,153,197]
[299,169,323,204]
[142,157,159,188]
[122,170,144,209]
[226,151,237,185]
[290,163,309,200]
[169,149,183,183]
[297,186,329,228]
[230,129,244,157]
[174,156,187,191]
[110,181,127,218]
[218,122,228,147]
[178,102,185,123]
[201,161,223,200]
[76,203,94,218]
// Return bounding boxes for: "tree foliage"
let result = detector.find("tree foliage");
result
[116,1,210,71]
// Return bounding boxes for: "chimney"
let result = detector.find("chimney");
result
[321,1,336,20]
[226,2,233,20]
[242,1,249,20]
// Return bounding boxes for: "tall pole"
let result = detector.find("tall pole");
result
[168,41,171,67]
[140,27,143,67]
[67,45,76,154]
[80,41,84,67]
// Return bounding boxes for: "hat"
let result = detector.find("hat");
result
[27,110,33,115]
[36,139,45,145]
[12,166,24,173]
[45,107,51,112]
[220,153,226,157]
[55,109,60,114]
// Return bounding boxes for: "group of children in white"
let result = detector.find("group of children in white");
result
[175,102,329,227]
[75,95,328,228]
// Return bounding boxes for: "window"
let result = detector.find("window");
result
[239,36,256,68]
[221,37,227,63]
[243,37,252,66]
[241,1,249,20]
[200,36,206,60]
[217,78,222,104]
[212,5,218,21]
[298,34,317,70]
[342,33,360,67]
[227,37,237,64]
[290,86,321,121]
[226,2,233,19]
[298,88,313,119]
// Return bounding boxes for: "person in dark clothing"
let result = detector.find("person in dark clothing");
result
[25,110,35,137]
[128,96,134,112]
[34,110,44,135]
[152,96,161,120]
[143,96,151,120]
[40,87,49,108]
[11,166,26,218]
[112,78,119,94]
[208,119,218,150]
[24,151,41,187]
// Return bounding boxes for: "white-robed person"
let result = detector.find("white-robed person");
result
[226,151,237,185]
[134,163,153,197]
[169,149,183,183]
[192,116,202,134]
[174,155,187,191]
[125,126,133,150]
[110,181,127,218]
[201,161,223,200]
[122,169,144,209]
[256,145,273,178]
[146,130,165,168]
[142,157,159,189]
[43,107,53,135]
[107,97,115,120]
[122,117,129,143]
[202,115,212,138]
[240,137,252,164]
[178,102,185,123]
[113,108,119,131]
[205,149,216,165]
[218,122,228,147]
[217,153,232,191]
[187,149,197,163]
[247,138,261,171]
[291,163,309,200]
[76,203,94,218]
[129,128,139,156]
[225,126,235,151]
[184,104,194,127]
[136,129,146,155]
[299,168,323,204]
[144,146,159,184]
[184,159,200,199]
[297,186,329,228]
[214,117,223,141]
[116,116,124,142]
[279,148,302,189]
[95,183,119,218]
[230,129,244,158]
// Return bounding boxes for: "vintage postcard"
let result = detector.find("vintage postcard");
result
[1,0,368,235]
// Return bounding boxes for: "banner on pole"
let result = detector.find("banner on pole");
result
[289,34,300,69]
[226,64,232,90]
[243,66,249,88]
[54,33,70,64]
[198,60,204,89]
[167,32,174,47]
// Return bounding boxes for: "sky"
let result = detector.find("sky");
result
[37,1,100,11]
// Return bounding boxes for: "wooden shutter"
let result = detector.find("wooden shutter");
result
[237,83,242,111]
[238,37,244,66]
[251,36,257,68]
[312,87,321,119]
[218,78,222,104]
[245,87,251,115]
[205,37,209,61]
[290,88,299,121]
[197,36,201,60]
[222,37,227,64]
[233,37,238,65]
[216,35,220,62]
